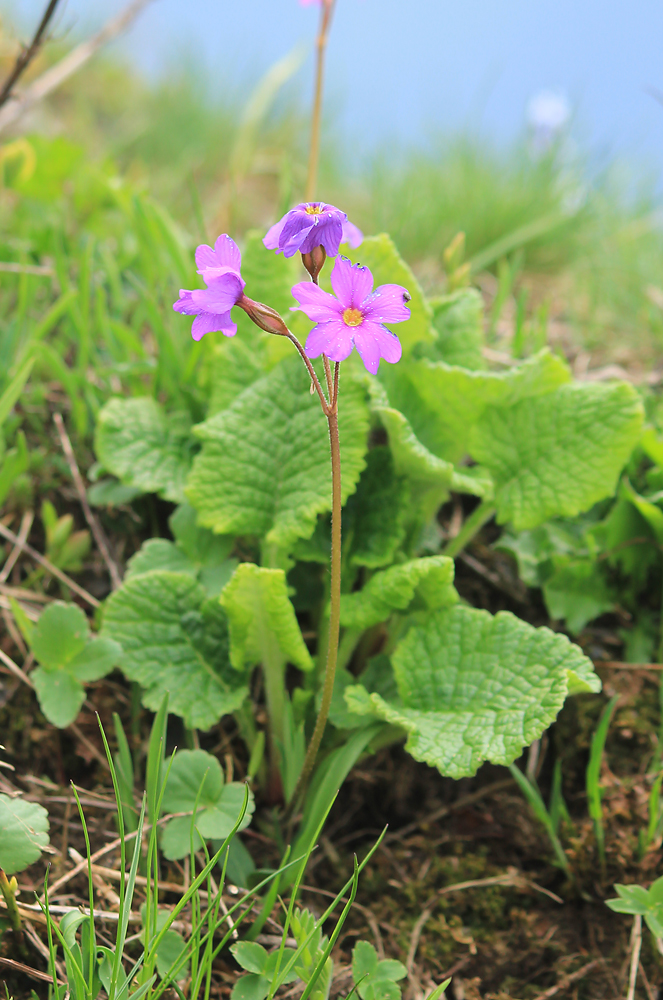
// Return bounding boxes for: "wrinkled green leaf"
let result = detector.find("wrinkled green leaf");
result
[220,563,312,672]
[470,382,644,529]
[340,555,457,631]
[375,406,454,521]
[543,557,615,634]
[382,348,570,464]
[345,604,600,778]
[424,288,485,369]
[102,572,248,729]
[344,447,410,567]
[187,357,370,549]
[95,397,194,503]
[0,794,50,874]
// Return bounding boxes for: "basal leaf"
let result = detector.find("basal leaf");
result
[344,447,409,568]
[375,405,453,521]
[32,668,85,728]
[381,348,570,464]
[340,555,457,631]
[126,539,196,580]
[102,572,248,730]
[231,942,269,975]
[95,397,194,503]
[220,563,313,672]
[543,557,615,635]
[343,233,433,356]
[345,604,600,778]
[187,357,369,549]
[0,794,50,874]
[470,382,644,529]
[208,337,267,416]
[425,288,485,369]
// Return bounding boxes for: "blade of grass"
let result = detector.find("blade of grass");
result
[586,694,619,869]
[508,763,571,875]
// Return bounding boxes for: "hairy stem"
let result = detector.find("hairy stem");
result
[305,0,336,202]
[288,363,342,809]
[442,500,496,559]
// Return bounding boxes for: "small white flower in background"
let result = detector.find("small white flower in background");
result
[527,89,571,153]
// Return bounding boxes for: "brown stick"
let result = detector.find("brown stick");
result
[0,955,62,985]
[595,661,663,671]
[530,959,603,1000]
[0,520,100,608]
[0,0,155,135]
[0,510,34,583]
[0,0,62,109]
[53,413,122,589]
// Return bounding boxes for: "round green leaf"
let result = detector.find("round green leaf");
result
[0,794,50,874]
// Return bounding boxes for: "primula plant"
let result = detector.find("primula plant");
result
[95,184,643,832]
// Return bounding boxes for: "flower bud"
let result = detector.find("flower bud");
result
[237,295,289,336]
[301,245,327,282]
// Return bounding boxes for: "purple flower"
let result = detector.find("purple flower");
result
[263,202,363,259]
[291,256,410,375]
[173,234,245,341]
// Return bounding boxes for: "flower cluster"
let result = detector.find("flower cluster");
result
[173,204,409,375]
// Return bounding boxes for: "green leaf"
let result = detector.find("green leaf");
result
[470,382,644,529]
[352,941,378,982]
[208,334,268,416]
[102,572,248,730]
[160,749,254,860]
[606,885,650,915]
[382,348,570,464]
[187,358,370,549]
[0,430,30,507]
[126,539,196,580]
[31,602,88,668]
[32,668,85,727]
[169,503,234,565]
[340,555,457,631]
[376,961,407,983]
[425,289,485,369]
[95,397,194,503]
[345,604,600,778]
[220,563,313,672]
[362,983,401,1000]
[375,406,454,522]
[0,794,50,874]
[543,558,615,634]
[343,447,409,568]
[343,234,433,356]
[154,930,188,981]
[231,942,269,975]
[230,974,270,1000]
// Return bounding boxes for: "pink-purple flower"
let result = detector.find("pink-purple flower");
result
[173,234,245,341]
[263,202,363,259]
[291,256,410,374]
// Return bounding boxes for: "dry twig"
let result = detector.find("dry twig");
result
[0,0,155,135]
[0,0,62,109]
[530,959,603,1000]
[53,413,122,589]
[626,914,642,1000]
[0,511,34,583]
[0,520,100,608]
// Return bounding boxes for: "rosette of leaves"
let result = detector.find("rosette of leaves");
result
[230,942,299,1000]
[28,602,121,728]
[607,878,663,940]
[159,749,254,861]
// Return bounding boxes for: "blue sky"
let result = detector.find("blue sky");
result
[11,0,663,169]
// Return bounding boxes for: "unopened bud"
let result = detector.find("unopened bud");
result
[301,245,327,283]
[237,295,288,337]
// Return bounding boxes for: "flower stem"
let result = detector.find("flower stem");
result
[442,499,496,559]
[305,0,336,202]
[0,868,25,954]
[287,361,342,810]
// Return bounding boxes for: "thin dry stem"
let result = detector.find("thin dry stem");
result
[0,0,62,109]
[54,412,122,589]
[0,520,100,608]
[304,0,336,201]
[0,511,34,583]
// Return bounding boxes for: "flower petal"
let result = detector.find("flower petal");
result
[353,320,402,374]
[291,281,342,323]
[362,284,411,324]
[195,245,217,272]
[280,214,316,256]
[213,234,242,271]
[191,273,244,312]
[305,320,354,363]
[301,214,344,256]
[341,220,364,248]
[263,216,286,250]
[173,289,199,315]
[191,310,237,342]
[330,256,373,309]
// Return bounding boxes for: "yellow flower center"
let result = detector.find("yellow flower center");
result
[343,307,363,327]
[305,203,323,214]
